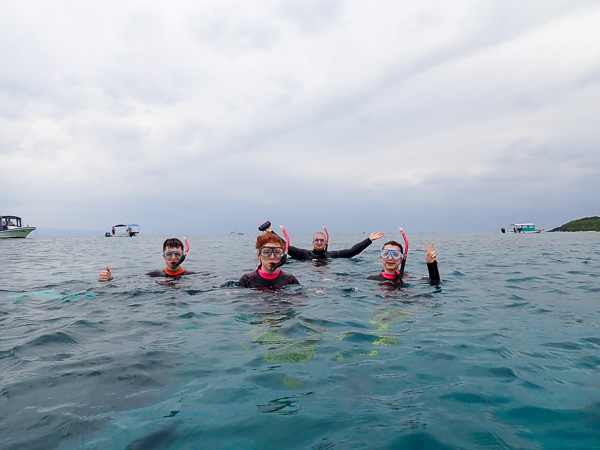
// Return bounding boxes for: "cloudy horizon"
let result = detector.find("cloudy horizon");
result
[2,1,599,236]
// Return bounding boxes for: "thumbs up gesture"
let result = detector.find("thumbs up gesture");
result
[99,265,112,282]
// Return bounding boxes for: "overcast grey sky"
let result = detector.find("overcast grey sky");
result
[2,0,599,235]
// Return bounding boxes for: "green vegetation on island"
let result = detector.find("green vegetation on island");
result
[549,216,600,232]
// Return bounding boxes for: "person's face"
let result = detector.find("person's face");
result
[257,242,285,273]
[312,233,326,251]
[163,246,184,269]
[380,244,403,273]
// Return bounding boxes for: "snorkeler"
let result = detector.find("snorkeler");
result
[98,237,193,281]
[238,231,299,288]
[368,240,441,285]
[259,221,384,261]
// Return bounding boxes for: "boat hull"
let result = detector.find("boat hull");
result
[507,229,543,234]
[0,227,36,238]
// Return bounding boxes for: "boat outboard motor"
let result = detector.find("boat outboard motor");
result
[501,228,506,233]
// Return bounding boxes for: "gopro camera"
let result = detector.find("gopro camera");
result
[258,221,271,232]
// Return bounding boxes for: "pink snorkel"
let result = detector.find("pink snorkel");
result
[178,237,190,265]
[280,226,290,254]
[323,226,329,250]
[272,225,290,270]
[398,228,409,279]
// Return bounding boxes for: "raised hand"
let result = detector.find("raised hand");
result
[369,231,385,241]
[425,243,437,263]
[99,265,112,282]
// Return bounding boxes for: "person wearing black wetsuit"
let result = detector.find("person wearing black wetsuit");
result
[98,238,194,281]
[238,232,299,288]
[260,222,384,261]
[368,240,441,285]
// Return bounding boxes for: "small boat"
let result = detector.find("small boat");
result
[501,223,544,234]
[229,231,244,236]
[0,216,37,238]
[105,224,140,237]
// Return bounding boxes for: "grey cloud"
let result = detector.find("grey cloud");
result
[276,0,344,33]
[2,0,599,235]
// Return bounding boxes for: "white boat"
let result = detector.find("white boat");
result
[501,223,544,234]
[0,216,37,238]
[105,224,140,237]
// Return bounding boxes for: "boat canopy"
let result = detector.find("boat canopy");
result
[107,223,140,237]
[112,224,140,229]
[510,223,536,232]
[1,216,23,230]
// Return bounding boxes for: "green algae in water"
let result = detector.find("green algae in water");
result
[353,350,379,358]
[247,323,292,343]
[263,344,317,363]
[369,310,410,325]
[373,336,399,346]
[282,377,304,388]
[369,310,408,346]
[256,331,291,343]
[338,332,354,340]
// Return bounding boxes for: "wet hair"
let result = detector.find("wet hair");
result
[256,232,285,250]
[381,240,403,254]
[313,232,326,239]
[163,238,184,251]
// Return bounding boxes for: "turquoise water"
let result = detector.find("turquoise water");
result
[1,232,599,449]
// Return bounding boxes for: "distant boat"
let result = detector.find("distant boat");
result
[0,215,37,238]
[501,223,544,234]
[229,231,244,236]
[105,224,140,237]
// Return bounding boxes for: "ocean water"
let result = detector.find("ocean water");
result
[1,232,599,449]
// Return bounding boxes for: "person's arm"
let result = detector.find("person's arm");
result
[287,245,312,260]
[329,231,384,258]
[98,265,112,282]
[425,242,441,285]
[146,270,165,277]
[238,274,249,287]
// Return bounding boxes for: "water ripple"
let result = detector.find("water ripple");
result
[1,233,599,449]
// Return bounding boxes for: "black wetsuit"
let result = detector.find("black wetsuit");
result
[288,237,373,261]
[367,262,442,285]
[238,269,299,288]
[146,269,195,278]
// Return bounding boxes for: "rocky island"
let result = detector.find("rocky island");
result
[548,216,600,232]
